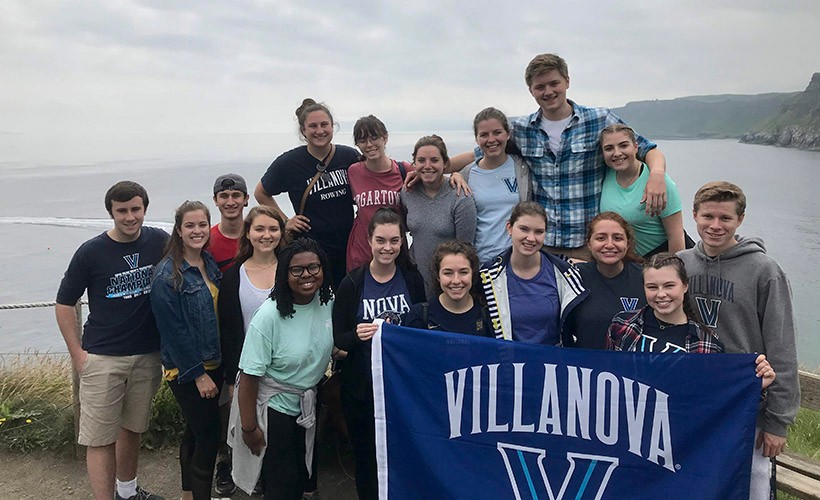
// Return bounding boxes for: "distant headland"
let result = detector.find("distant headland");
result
[614,73,820,151]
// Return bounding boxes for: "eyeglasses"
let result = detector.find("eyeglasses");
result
[289,263,322,277]
[355,135,383,146]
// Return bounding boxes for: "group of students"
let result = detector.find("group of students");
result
[56,51,798,500]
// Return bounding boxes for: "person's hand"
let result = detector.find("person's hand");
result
[448,172,473,196]
[195,373,219,399]
[243,426,266,456]
[403,169,419,191]
[754,354,776,390]
[70,350,89,375]
[286,215,311,234]
[756,431,786,457]
[356,322,379,342]
[226,383,235,402]
[332,348,348,359]
[641,170,667,216]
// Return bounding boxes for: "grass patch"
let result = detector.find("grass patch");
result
[0,353,184,453]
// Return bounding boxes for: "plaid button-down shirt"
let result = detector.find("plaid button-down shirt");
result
[493,101,657,248]
[607,307,724,354]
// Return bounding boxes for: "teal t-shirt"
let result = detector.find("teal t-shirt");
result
[238,295,334,416]
[599,165,683,256]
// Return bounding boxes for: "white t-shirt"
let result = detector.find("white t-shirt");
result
[540,115,573,155]
[239,263,274,334]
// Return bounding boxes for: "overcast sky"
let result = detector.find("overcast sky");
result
[1,0,819,134]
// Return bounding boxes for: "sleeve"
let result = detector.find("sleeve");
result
[759,272,800,436]
[217,267,244,385]
[608,110,657,160]
[401,303,426,330]
[260,154,290,196]
[453,194,477,245]
[56,246,89,305]
[238,306,275,377]
[332,275,361,352]
[660,174,683,218]
[150,272,205,383]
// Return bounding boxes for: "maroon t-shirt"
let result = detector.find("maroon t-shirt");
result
[208,225,239,272]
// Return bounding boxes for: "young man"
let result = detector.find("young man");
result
[209,173,249,272]
[449,53,668,260]
[55,181,167,500]
[678,181,799,499]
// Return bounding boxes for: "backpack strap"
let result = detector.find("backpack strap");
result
[396,160,408,181]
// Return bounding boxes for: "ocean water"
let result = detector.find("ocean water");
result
[0,132,818,369]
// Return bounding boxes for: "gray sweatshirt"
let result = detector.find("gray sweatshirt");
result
[678,236,799,436]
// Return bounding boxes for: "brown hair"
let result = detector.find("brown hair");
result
[599,123,637,145]
[105,181,149,215]
[693,181,747,216]
[163,200,211,289]
[586,211,643,264]
[472,107,510,136]
[643,252,706,331]
[367,207,413,270]
[431,240,485,305]
[508,201,547,226]
[353,115,389,144]
[412,134,450,166]
[525,53,569,86]
[234,206,290,266]
[295,98,334,138]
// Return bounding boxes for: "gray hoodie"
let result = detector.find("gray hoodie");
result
[678,236,799,436]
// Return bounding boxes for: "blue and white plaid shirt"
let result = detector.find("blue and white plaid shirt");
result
[478,101,657,248]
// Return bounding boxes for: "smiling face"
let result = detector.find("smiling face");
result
[475,118,510,161]
[588,219,629,266]
[356,133,387,162]
[369,223,402,267]
[437,253,473,302]
[414,144,446,186]
[301,110,334,149]
[507,214,546,258]
[528,69,571,120]
[601,131,639,173]
[109,196,145,242]
[287,251,323,304]
[643,266,688,319]
[213,189,248,221]
[694,201,744,256]
[248,213,282,256]
[178,209,210,253]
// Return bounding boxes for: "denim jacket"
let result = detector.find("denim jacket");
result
[151,252,222,383]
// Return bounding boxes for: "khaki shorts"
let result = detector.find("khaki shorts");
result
[78,352,162,447]
[542,245,593,262]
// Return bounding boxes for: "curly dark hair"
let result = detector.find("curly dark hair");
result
[271,238,334,319]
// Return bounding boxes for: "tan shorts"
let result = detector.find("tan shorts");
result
[78,352,162,447]
[542,245,593,262]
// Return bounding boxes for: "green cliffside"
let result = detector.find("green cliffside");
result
[611,73,820,150]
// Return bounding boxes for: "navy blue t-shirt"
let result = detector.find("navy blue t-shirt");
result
[637,312,690,353]
[356,267,412,323]
[56,227,168,356]
[508,254,560,345]
[565,262,646,350]
[402,296,493,337]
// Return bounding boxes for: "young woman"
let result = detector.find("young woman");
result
[402,135,477,294]
[254,98,360,288]
[233,238,335,500]
[151,201,222,500]
[607,253,775,383]
[218,206,289,403]
[599,124,690,257]
[479,201,587,344]
[460,107,532,263]
[564,212,646,350]
[346,115,413,272]
[403,240,493,337]
[332,207,426,500]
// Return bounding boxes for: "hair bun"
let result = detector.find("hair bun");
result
[295,98,317,118]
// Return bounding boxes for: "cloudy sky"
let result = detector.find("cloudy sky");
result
[1,0,819,134]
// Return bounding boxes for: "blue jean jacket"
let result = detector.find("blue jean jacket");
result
[151,252,222,383]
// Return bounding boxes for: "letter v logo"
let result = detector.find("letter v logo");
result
[620,297,639,311]
[122,253,140,270]
[498,443,618,500]
[695,297,721,328]
[503,178,518,193]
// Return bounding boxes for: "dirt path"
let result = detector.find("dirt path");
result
[0,439,357,499]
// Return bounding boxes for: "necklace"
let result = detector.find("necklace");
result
[616,163,644,188]
[246,259,277,271]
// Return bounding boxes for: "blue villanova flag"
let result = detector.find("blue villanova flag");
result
[372,322,760,500]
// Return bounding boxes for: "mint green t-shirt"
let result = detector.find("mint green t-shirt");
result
[600,165,683,256]
[238,295,334,416]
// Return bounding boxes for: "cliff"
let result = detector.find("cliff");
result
[739,73,820,150]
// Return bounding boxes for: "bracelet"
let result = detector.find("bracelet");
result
[241,425,258,433]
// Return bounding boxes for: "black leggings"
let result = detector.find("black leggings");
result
[262,408,309,500]
[168,367,223,500]
[341,390,378,500]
